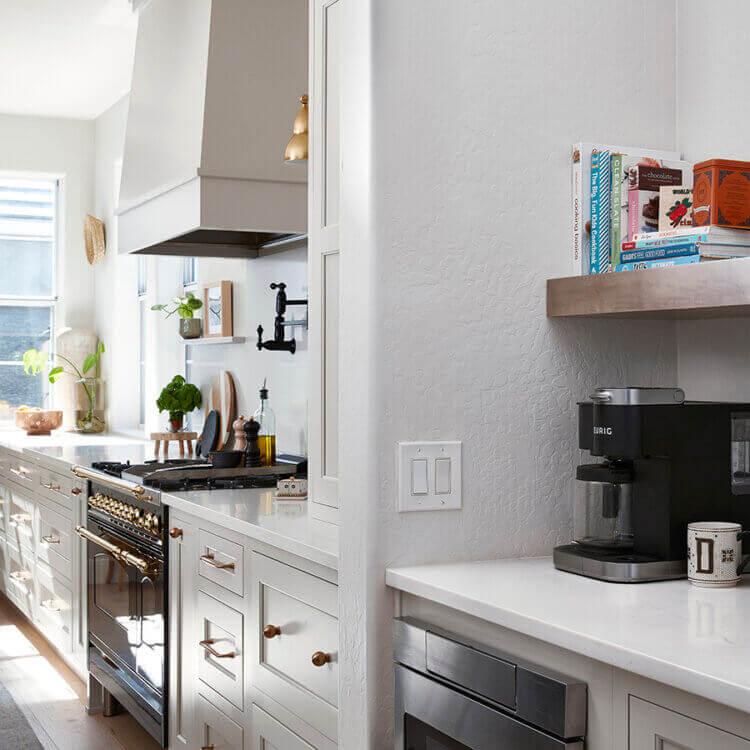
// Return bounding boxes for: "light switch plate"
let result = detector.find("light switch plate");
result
[397,441,462,512]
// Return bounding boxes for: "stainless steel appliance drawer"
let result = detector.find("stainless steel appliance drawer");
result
[394,617,587,750]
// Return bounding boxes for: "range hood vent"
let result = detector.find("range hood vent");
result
[117,0,308,257]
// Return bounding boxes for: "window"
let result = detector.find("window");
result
[182,257,198,386]
[137,256,147,427]
[0,177,58,424]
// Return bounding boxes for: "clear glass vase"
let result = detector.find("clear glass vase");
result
[73,377,105,433]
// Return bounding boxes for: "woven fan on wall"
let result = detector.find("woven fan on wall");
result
[84,214,106,265]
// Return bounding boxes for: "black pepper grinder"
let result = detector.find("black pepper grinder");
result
[243,418,262,468]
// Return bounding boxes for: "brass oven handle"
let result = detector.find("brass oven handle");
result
[41,534,61,545]
[199,638,236,658]
[41,598,61,613]
[199,552,235,570]
[75,525,155,575]
[42,481,61,491]
[311,651,332,667]
[263,624,281,639]
[71,465,146,498]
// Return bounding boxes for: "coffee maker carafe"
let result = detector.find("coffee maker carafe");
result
[555,387,750,582]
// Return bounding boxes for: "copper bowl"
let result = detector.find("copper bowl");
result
[14,409,63,435]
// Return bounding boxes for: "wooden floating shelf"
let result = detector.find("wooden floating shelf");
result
[546,257,750,319]
[180,336,247,345]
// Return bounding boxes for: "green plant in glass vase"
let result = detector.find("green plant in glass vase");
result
[156,375,202,432]
[23,342,105,433]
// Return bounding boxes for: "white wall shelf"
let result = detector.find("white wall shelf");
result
[180,336,247,346]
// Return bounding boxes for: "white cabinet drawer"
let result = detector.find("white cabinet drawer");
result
[197,590,244,711]
[196,693,243,750]
[6,542,34,618]
[251,704,336,750]
[198,528,244,597]
[8,486,36,554]
[252,553,338,741]
[37,501,72,580]
[35,560,73,653]
[6,456,36,488]
[37,467,76,515]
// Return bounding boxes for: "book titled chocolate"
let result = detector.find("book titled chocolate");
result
[627,161,690,239]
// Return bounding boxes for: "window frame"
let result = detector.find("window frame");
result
[0,172,62,423]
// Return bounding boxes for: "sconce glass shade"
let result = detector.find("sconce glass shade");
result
[284,94,308,163]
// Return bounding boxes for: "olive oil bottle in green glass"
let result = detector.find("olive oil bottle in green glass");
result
[253,380,276,466]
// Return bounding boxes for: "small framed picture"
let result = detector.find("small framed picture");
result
[203,281,233,338]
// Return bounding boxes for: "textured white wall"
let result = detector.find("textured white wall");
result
[0,113,95,331]
[338,1,680,745]
[92,98,309,450]
[675,0,750,401]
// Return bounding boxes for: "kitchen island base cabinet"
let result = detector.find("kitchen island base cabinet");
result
[629,696,750,750]
[166,508,339,750]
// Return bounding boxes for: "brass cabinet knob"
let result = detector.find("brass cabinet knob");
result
[169,528,183,539]
[263,625,281,639]
[311,651,331,667]
[201,746,214,750]
[71,487,82,495]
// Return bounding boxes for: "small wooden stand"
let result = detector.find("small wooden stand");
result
[150,431,198,458]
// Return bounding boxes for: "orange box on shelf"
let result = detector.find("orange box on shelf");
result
[693,158,750,229]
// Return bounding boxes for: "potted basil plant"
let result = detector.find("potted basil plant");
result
[151,292,203,339]
[156,375,202,432]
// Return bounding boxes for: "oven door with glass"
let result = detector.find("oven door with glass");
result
[394,618,586,750]
[85,514,165,715]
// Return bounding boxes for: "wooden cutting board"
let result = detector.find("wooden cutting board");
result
[206,371,236,451]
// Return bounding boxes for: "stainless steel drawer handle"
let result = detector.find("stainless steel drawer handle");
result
[199,638,236,659]
[9,570,32,583]
[199,552,235,570]
[311,651,332,667]
[41,598,61,613]
[41,534,61,545]
[42,481,61,491]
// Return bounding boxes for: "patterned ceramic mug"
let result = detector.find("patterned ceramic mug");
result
[687,522,750,588]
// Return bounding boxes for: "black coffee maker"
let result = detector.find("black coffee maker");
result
[554,387,750,582]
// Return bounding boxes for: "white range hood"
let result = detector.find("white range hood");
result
[117,0,308,257]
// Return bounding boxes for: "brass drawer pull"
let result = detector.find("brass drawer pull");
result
[41,534,61,545]
[263,624,281,639]
[311,651,332,667]
[199,552,235,570]
[9,570,32,583]
[71,487,82,495]
[169,528,183,539]
[42,481,61,491]
[10,512,32,525]
[199,638,236,659]
[10,467,30,478]
[41,598,61,613]
[201,746,214,750]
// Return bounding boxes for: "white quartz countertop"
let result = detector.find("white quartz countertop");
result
[0,431,337,571]
[386,557,750,714]
[162,488,338,570]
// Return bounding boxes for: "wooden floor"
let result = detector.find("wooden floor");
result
[0,593,160,750]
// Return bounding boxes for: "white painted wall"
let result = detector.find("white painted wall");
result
[338,2,680,745]
[92,98,308,450]
[675,0,750,401]
[0,113,95,330]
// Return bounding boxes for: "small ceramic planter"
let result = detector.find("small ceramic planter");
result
[179,318,202,339]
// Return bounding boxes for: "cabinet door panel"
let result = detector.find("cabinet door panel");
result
[168,516,197,750]
[629,696,750,750]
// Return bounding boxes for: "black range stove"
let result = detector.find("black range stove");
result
[91,457,303,492]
